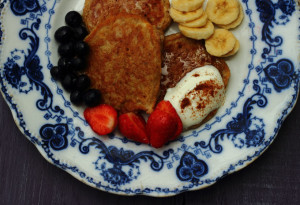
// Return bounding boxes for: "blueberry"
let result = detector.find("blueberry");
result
[65,11,82,27]
[58,42,75,58]
[75,74,91,91]
[54,26,74,43]
[50,66,60,79]
[70,90,83,105]
[62,73,77,92]
[72,75,78,86]
[50,66,66,81]
[58,57,72,71]
[74,41,89,56]
[71,56,87,71]
[84,89,101,107]
[73,25,88,40]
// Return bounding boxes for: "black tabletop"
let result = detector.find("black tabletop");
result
[0,95,299,205]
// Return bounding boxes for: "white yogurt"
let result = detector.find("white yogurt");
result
[164,65,225,129]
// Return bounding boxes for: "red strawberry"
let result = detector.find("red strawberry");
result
[84,104,118,135]
[146,110,178,148]
[156,100,183,140]
[118,112,149,144]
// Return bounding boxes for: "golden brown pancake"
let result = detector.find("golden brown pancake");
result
[84,14,162,114]
[160,33,231,126]
[83,0,172,32]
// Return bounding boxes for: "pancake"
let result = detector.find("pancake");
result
[160,33,230,98]
[82,0,172,32]
[84,14,162,114]
[160,33,230,127]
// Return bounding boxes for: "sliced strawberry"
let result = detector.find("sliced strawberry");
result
[84,104,118,135]
[156,100,183,140]
[118,112,149,144]
[146,110,178,148]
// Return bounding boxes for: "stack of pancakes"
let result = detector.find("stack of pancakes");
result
[160,33,230,99]
[84,14,163,114]
[82,0,230,123]
[83,0,171,114]
[83,0,171,32]
[161,33,230,126]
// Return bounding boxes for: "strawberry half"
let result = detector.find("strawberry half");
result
[118,112,149,144]
[156,100,183,140]
[84,104,118,135]
[146,109,178,148]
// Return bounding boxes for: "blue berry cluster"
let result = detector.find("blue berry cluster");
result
[51,11,101,107]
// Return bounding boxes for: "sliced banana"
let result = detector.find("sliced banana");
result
[179,20,214,40]
[222,39,240,57]
[217,3,244,29]
[206,0,240,25]
[180,12,208,28]
[172,0,205,12]
[205,29,236,57]
[170,7,204,23]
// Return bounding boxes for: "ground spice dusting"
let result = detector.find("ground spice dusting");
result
[180,79,224,114]
[194,80,224,97]
[194,80,215,91]
[181,97,191,109]
[197,101,206,109]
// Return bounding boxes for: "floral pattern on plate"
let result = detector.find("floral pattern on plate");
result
[0,0,299,196]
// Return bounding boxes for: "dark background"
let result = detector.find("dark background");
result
[0,96,299,205]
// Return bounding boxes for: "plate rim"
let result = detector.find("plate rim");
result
[0,0,299,197]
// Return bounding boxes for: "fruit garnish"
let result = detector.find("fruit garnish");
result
[70,90,83,105]
[118,113,149,144]
[57,57,72,71]
[50,66,66,81]
[61,73,77,92]
[54,26,74,43]
[156,100,183,140]
[84,104,118,135]
[65,11,83,27]
[206,0,240,25]
[170,7,204,23]
[58,42,74,58]
[146,109,178,148]
[74,41,90,56]
[179,20,215,40]
[73,25,89,40]
[222,39,240,57]
[75,74,91,91]
[172,0,204,12]
[52,11,98,107]
[205,28,237,57]
[70,56,87,71]
[180,12,208,28]
[83,89,102,107]
[217,3,244,30]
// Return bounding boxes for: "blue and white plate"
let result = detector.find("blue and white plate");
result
[0,0,299,197]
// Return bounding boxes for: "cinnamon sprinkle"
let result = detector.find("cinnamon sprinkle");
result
[181,98,191,109]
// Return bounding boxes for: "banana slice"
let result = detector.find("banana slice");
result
[180,12,208,28]
[170,7,204,23]
[222,39,240,57]
[179,20,214,40]
[218,3,244,29]
[172,0,205,12]
[206,0,240,25]
[205,29,236,57]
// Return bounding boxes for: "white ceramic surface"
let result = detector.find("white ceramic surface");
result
[0,0,299,197]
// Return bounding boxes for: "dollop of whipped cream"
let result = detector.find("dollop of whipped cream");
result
[164,65,225,129]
